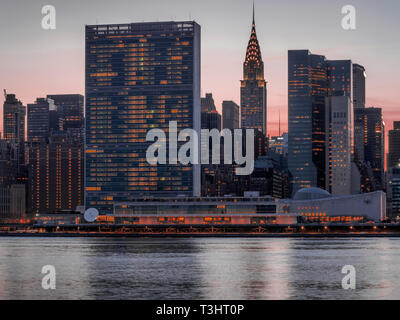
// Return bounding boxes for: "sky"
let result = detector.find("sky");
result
[0,0,399,143]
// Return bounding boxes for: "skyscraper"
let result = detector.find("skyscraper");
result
[288,50,353,194]
[388,121,400,169]
[28,131,84,214]
[3,93,26,172]
[325,96,351,195]
[222,101,239,131]
[85,22,201,214]
[240,6,267,135]
[27,98,51,143]
[353,64,366,110]
[362,107,385,191]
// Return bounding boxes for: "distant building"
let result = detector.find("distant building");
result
[201,93,221,130]
[0,140,25,220]
[222,101,239,130]
[3,93,26,173]
[240,7,267,135]
[85,22,201,214]
[388,121,400,169]
[269,133,288,156]
[47,94,84,131]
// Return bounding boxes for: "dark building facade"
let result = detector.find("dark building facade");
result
[201,93,221,130]
[28,131,84,214]
[240,9,267,135]
[85,22,201,214]
[222,100,239,131]
[388,121,400,169]
[47,94,84,131]
[353,107,385,192]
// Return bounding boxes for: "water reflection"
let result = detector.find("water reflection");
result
[0,237,400,299]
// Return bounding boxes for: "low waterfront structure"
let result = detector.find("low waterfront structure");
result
[277,187,386,222]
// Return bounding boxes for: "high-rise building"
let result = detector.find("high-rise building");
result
[353,64,366,110]
[3,93,26,173]
[325,96,351,195]
[27,98,51,142]
[222,101,239,131]
[388,121,400,169]
[288,50,353,194]
[240,7,267,135]
[387,165,400,218]
[85,22,201,214]
[353,107,385,192]
[28,131,84,214]
[47,94,84,131]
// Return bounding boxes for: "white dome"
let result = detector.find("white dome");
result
[293,187,331,201]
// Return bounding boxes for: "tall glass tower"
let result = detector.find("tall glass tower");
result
[85,22,201,215]
[288,50,353,194]
[240,6,267,135]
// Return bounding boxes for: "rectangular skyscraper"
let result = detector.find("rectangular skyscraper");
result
[388,121,400,169]
[85,22,201,215]
[353,64,366,109]
[288,50,353,194]
[47,94,84,130]
[325,96,351,195]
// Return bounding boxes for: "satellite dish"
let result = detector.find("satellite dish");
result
[84,208,99,223]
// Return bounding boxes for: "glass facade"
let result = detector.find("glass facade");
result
[85,22,201,215]
[288,50,353,194]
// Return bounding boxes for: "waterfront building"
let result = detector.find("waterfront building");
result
[277,187,386,222]
[28,131,84,214]
[0,140,25,220]
[85,22,201,214]
[387,165,400,218]
[240,7,267,135]
[222,100,239,131]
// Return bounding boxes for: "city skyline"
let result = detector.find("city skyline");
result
[1,0,399,143]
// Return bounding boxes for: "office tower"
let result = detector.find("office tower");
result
[28,131,84,214]
[240,7,267,135]
[388,121,400,168]
[354,107,385,191]
[47,94,84,130]
[201,93,221,130]
[85,22,201,214]
[288,50,353,194]
[3,93,25,144]
[353,64,366,109]
[3,93,26,172]
[325,96,351,195]
[222,100,239,131]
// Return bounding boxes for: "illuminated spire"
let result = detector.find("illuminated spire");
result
[244,1,263,74]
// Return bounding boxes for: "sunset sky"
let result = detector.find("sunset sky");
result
[1,0,399,143]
